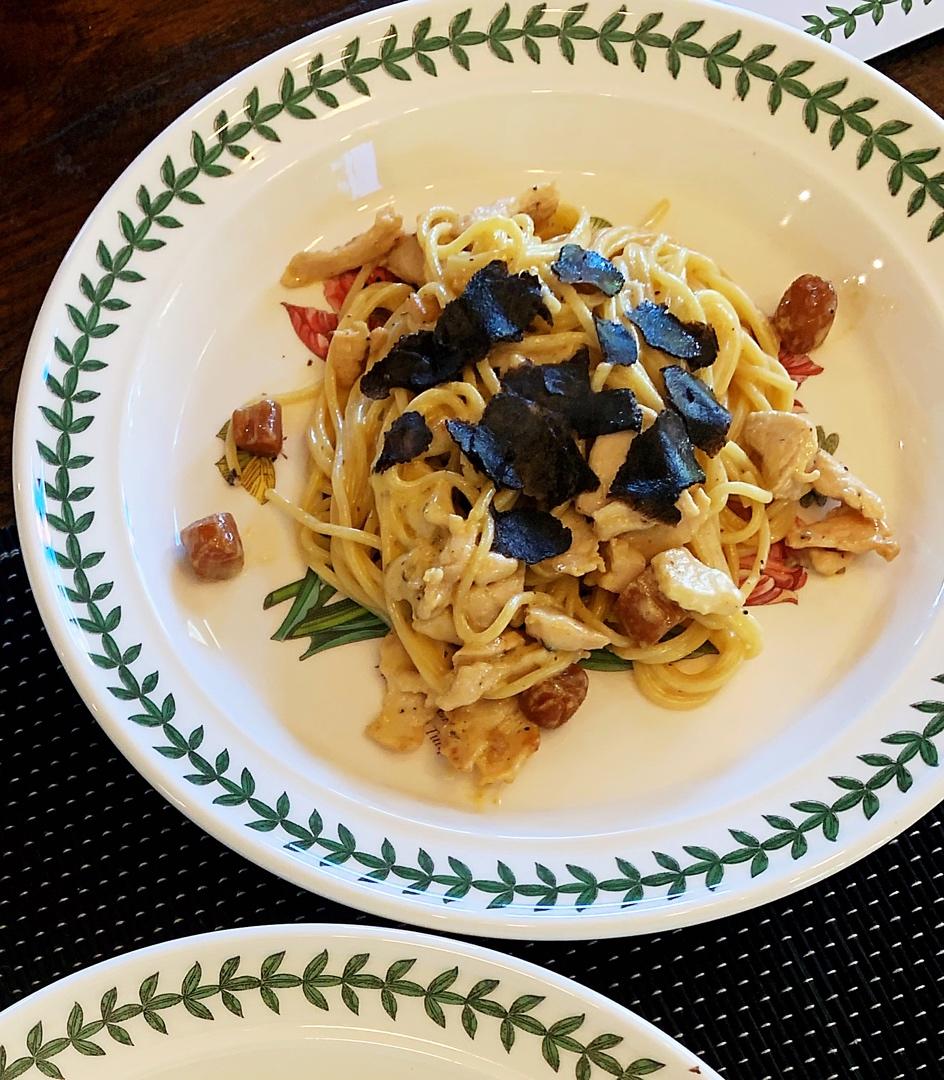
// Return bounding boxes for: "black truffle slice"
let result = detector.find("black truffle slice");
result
[594,316,638,366]
[501,352,641,439]
[491,507,572,564]
[361,331,464,399]
[373,411,433,473]
[551,244,625,297]
[361,261,549,400]
[433,298,490,360]
[609,409,705,524]
[577,389,643,438]
[447,392,598,508]
[448,259,551,346]
[482,393,599,508]
[627,300,719,369]
[502,351,592,410]
[446,418,522,491]
[661,365,731,457]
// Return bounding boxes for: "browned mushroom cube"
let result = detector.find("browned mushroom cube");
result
[231,399,283,457]
[519,664,589,730]
[616,566,685,646]
[772,274,837,354]
[180,512,244,581]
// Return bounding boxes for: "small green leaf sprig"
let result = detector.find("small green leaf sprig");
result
[0,952,664,1080]
[803,0,932,43]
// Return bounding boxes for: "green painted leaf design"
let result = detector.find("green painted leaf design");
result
[5,952,666,1078]
[213,420,276,503]
[803,0,930,42]
[264,569,387,657]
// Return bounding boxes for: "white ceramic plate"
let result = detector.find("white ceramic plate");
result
[14,0,944,938]
[729,0,944,60]
[0,925,719,1079]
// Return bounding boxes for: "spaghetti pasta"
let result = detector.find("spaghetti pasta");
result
[262,186,898,790]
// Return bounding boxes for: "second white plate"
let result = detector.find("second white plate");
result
[0,926,719,1080]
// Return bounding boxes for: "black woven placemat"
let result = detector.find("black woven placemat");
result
[1,523,942,1077]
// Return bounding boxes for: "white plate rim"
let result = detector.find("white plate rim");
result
[12,0,944,939]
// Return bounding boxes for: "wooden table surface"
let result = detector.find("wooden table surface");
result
[1,3,942,528]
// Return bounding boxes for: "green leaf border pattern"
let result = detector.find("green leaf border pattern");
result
[803,0,933,44]
[36,4,944,918]
[0,951,665,1080]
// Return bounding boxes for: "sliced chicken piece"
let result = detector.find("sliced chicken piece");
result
[538,509,603,577]
[437,630,536,710]
[592,501,654,541]
[384,233,426,285]
[453,629,526,664]
[367,633,435,752]
[599,488,712,559]
[473,551,519,585]
[419,516,478,620]
[461,198,515,229]
[394,521,520,634]
[389,514,478,622]
[786,507,900,561]
[583,430,711,543]
[412,610,461,644]
[577,430,634,516]
[524,604,609,652]
[741,410,820,500]
[460,182,560,231]
[434,698,540,786]
[516,183,560,228]
[328,322,370,391]
[281,206,403,287]
[439,631,539,711]
[595,536,646,593]
[436,661,505,712]
[651,547,742,616]
[812,450,889,526]
[465,561,526,633]
[806,548,853,576]
[615,566,686,646]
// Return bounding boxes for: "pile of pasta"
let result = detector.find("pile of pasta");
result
[271,185,898,789]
